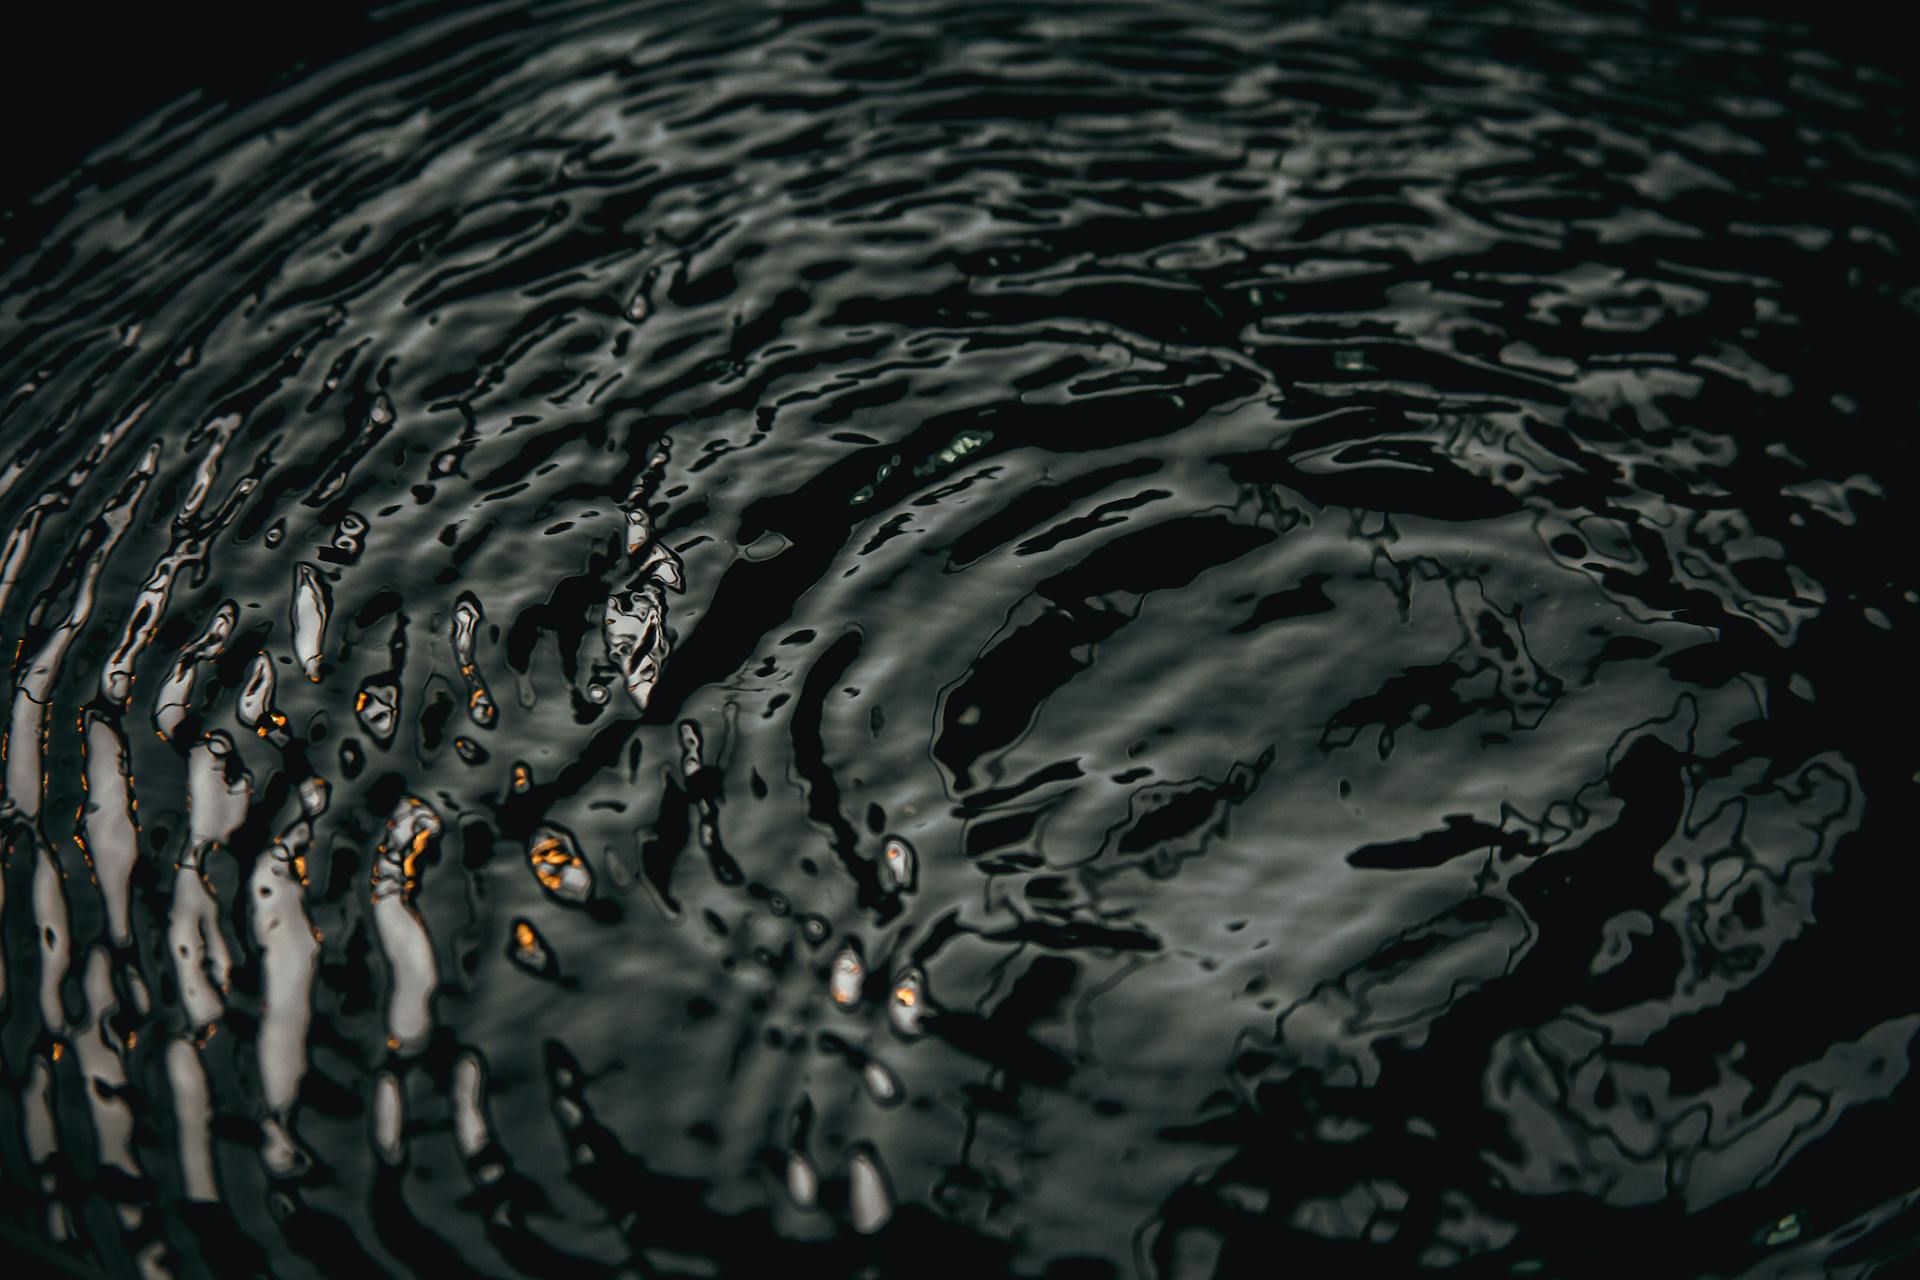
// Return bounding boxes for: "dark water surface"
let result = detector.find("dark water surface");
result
[2,2,1917,1276]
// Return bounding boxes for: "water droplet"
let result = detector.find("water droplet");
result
[624,505,653,553]
[509,918,558,978]
[355,681,399,745]
[830,942,864,1007]
[451,594,497,726]
[236,653,282,737]
[848,1145,893,1234]
[785,1151,818,1209]
[527,827,594,904]
[451,1054,489,1159]
[371,799,443,1055]
[862,1058,902,1106]
[297,776,330,818]
[604,584,669,713]
[888,967,926,1036]
[882,836,917,892]
[371,1072,404,1164]
[291,564,331,682]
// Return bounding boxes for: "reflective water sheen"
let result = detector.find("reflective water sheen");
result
[2,2,1916,1276]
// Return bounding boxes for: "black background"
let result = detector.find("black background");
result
[1,2,397,216]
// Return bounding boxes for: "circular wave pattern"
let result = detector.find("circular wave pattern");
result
[1,2,1916,1276]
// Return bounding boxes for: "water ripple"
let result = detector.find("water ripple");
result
[1,1,1916,1276]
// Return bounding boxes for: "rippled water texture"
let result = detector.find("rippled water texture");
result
[2,2,1917,1276]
